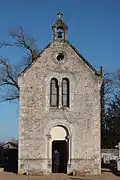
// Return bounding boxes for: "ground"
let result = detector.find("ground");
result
[0,169,120,180]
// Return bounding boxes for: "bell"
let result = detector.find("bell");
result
[57,31,63,39]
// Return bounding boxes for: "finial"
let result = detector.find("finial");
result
[100,66,104,76]
[57,12,63,20]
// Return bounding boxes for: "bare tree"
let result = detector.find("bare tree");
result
[104,70,120,106]
[104,72,115,105]
[114,69,120,90]
[0,27,39,102]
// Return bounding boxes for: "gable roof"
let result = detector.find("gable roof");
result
[19,40,102,77]
[2,141,18,149]
[19,42,52,77]
[66,40,102,76]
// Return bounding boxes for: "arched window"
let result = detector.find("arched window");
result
[50,78,59,107]
[57,27,64,40]
[62,78,69,107]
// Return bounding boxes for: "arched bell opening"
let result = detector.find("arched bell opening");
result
[52,12,68,41]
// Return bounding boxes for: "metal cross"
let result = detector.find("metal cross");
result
[57,12,63,20]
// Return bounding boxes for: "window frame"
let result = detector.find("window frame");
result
[50,78,59,107]
[62,78,69,108]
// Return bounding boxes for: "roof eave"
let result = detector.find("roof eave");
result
[18,42,52,78]
[66,40,102,77]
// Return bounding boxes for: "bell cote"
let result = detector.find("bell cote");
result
[52,12,68,41]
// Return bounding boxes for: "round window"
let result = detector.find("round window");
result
[56,53,64,61]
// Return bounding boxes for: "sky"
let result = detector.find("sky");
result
[0,0,120,141]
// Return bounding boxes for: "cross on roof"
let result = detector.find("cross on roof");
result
[57,12,63,20]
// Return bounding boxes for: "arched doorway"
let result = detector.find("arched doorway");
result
[50,126,69,173]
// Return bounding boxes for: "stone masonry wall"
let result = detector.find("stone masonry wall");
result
[18,40,102,175]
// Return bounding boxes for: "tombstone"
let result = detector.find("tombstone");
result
[115,142,120,171]
[115,142,120,157]
[117,157,120,171]
[103,154,110,164]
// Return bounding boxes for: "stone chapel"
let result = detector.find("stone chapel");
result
[18,13,103,175]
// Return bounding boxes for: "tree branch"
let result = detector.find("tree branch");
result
[0,27,39,102]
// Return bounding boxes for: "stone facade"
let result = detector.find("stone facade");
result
[18,13,102,175]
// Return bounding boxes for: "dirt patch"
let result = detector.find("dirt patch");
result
[0,171,120,180]
[43,173,70,180]
[0,172,70,180]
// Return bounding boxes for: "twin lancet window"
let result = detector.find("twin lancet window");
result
[50,78,69,108]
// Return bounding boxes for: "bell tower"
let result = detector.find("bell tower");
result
[52,12,68,41]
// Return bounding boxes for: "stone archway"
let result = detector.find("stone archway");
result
[49,125,70,173]
[51,125,68,141]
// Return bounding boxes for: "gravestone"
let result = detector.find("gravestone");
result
[117,157,120,171]
[103,154,110,164]
[115,142,120,157]
[115,142,120,171]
